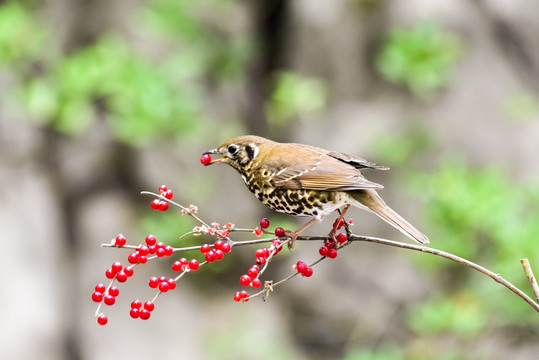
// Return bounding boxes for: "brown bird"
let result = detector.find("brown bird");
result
[203,135,428,244]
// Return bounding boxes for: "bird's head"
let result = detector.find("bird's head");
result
[203,135,274,172]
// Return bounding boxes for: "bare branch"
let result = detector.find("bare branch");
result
[521,258,539,303]
[346,235,539,313]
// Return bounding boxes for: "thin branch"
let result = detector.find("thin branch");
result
[521,258,539,303]
[346,235,539,313]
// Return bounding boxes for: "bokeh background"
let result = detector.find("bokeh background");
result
[1,0,539,359]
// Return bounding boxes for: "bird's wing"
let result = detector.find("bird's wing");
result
[265,145,383,191]
[327,151,389,170]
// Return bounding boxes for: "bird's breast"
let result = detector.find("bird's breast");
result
[240,169,350,218]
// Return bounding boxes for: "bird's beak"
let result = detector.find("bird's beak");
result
[202,148,227,165]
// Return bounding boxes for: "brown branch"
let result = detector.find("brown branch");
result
[344,235,539,313]
[520,258,539,303]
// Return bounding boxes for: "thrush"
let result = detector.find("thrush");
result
[203,135,429,244]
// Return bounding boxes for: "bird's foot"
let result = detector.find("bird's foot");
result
[286,230,298,250]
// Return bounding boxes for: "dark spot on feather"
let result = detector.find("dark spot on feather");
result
[245,145,255,161]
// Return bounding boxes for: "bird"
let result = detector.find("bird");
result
[202,135,429,244]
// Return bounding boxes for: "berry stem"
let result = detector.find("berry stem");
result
[247,256,326,301]
[141,191,210,227]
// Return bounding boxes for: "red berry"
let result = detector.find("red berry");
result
[172,261,183,272]
[188,259,199,271]
[123,266,134,277]
[336,233,347,243]
[131,300,142,309]
[325,241,335,249]
[254,227,263,237]
[333,218,345,230]
[114,234,127,247]
[214,249,224,261]
[159,276,167,282]
[163,189,174,199]
[167,278,176,290]
[130,308,140,319]
[164,245,174,256]
[139,309,151,320]
[255,248,264,258]
[138,255,148,264]
[145,235,157,246]
[159,281,170,292]
[214,240,224,251]
[251,278,262,288]
[128,252,139,264]
[256,257,266,266]
[319,246,329,256]
[303,266,313,277]
[296,261,308,274]
[241,290,250,301]
[158,201,169,211]
[205,250,216,262]
[247,267,258,279]
[105,268,115,279]
[150,199,160,210]
[104,295,115,306]
[200,153,212,165]
[97,314,108,325]
[259,218,270,229]
[95,284,106,293]
[158,185,168,193]
[240,274,252,287]
[221,242,231,253]
[149,277,159,288]
[92,291,103,302]
[137,245,149,256]
[233,291,242,302]
[144,301,155,311]
[148,245,157,254]
[272,239,283,252]
[116,271,127,283]
[111,261,123,274]
[108,286,119,297]
[200,244,211,254]
[156,247,166,257]
[274,227,286,237]
[328,248,338,259]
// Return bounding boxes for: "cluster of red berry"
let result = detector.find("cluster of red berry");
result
[150,185,174,211]
[94,232,180,324]
[239,266,262,288]
[149,276,177,292]
[129,300,154,320]
[200,239,232,262]
[317,218,352,259]
[294,261,314,277]
[93,183,355,325]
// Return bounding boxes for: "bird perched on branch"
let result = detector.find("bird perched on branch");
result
[203,135,428,244]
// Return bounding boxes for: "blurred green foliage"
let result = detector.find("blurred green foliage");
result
[265,71,327,127]
[0,2,49,63]
[376,22,460,97]
[343,344,402,360]
[0,0,250,145]
[504,92,539,122]
[375,131,539,341]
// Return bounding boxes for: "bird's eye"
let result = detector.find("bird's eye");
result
[227,144,239,155]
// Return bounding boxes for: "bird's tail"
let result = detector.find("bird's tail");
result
[351,190,429,244]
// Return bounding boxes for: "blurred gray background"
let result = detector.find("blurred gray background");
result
[1,0,538,359]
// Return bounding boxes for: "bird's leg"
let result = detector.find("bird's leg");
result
[328,205,351,241]
[286,217,321,249]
